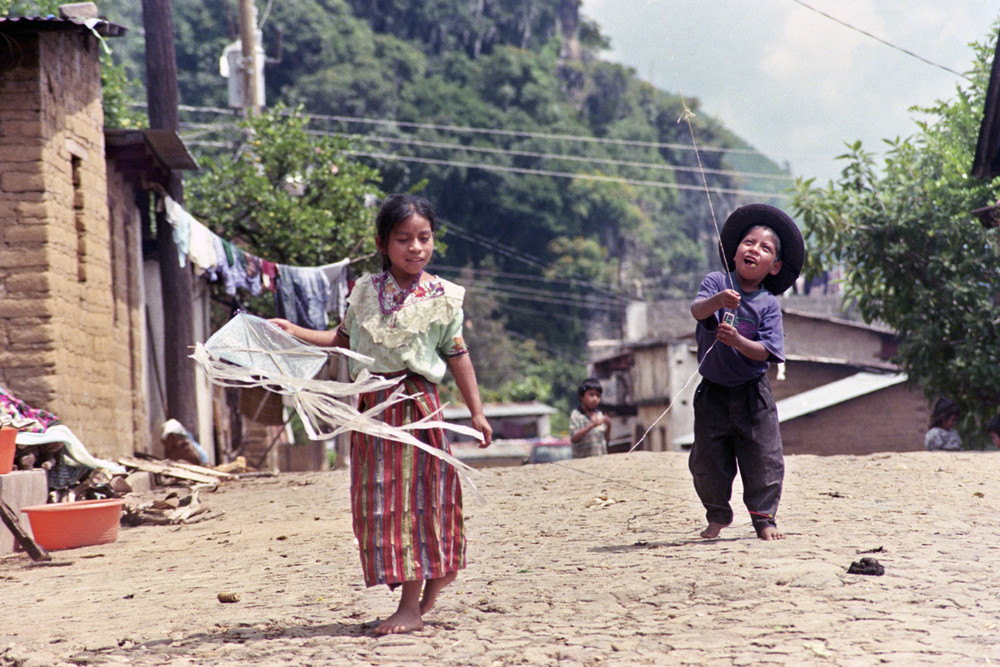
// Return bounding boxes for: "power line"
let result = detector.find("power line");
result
[787,0,971,81]
[429,264,621,297]
[170,102,789,159]
[436,222,550,271]
[465,284,619,312]
[348,150,791,199]
[176,117,794,187]
[351,133,795,182]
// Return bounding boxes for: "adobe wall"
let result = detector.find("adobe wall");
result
[0,28,140,459]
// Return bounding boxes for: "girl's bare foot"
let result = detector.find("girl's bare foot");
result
[758,526,784,540]
[374,608,423,635]
[700,521,729,538]
[420,571,457,615]
[374,580,423,636]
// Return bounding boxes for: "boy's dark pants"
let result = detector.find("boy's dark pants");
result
[689,374,784,535]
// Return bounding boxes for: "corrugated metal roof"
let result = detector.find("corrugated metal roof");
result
[442,401,558,420]
[672,371,908,446]
[105,129,200,171]
[0,15,126,37]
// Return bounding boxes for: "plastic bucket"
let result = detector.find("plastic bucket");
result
[0,427,16,475]
[21,498,125,550]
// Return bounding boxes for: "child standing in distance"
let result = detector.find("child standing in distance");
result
[689,204,803,541]
[985,415,1000,449]
[569,377,611,458]
[925,398,962,451]
[271,194,492,635]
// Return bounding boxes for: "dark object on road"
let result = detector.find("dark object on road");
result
[847,557,884,576]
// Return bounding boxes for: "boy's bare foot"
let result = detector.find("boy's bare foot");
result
[420,571,457,615]
[373,608,423,635]
[700,522,730,538]
[758,525,784,540]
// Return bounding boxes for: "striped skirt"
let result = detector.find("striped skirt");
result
[350,374,465,587]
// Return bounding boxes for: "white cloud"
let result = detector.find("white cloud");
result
[581,0,1000,181]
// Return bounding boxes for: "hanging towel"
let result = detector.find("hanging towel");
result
[188,219,220,278]
[276,264,331,330]
[320,258,351,320]
[163,196,193,268]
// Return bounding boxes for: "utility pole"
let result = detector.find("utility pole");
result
[142,0,199,434]
[238,0,260,116]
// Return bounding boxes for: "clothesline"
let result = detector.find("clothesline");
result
[163,194,369,330]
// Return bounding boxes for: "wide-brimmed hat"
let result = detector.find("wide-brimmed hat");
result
[718,203,804,295]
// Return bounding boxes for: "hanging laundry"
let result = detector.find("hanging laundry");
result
[163,196,194,268]
[276,264,331,330]
[215,236,263,297]
[188,219,220,278]
[320,257,351,320]
[260,259,278,293]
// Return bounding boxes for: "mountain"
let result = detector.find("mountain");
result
[104,0,790,403]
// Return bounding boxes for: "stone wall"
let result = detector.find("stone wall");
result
[0,28,143,460]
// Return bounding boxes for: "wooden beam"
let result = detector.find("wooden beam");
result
[0,499,51,562]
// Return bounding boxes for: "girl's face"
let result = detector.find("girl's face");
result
[378,214,434,285]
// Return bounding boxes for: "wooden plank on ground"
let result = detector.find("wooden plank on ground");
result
[169,461,235,479]
[118,457,220,485]
[0,498,51,562]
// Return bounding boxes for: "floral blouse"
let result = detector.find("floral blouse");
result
[338,272,468,384]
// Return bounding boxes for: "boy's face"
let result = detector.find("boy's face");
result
[581,388,602,411]
[734,226,782,287]
[991,431,1000,449]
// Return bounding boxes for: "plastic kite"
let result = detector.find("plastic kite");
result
[192,313,485,500]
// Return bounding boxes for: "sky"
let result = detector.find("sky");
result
[580,0,1000,184]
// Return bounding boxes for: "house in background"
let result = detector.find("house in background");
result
[589,299,929,456]
[0,10,212,462]
[443,401,558,440]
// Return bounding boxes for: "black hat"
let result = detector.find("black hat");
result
[718,203,804,295]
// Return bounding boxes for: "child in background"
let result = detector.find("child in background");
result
[569,377,611,458]
[985,416,1000,449]
[925,398,962,451]
[688,204,803,541]
[271,194,492,635]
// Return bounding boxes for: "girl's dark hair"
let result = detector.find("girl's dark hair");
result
[375,194,437,271]
[986,415,1000,437]
[929,398,960,429]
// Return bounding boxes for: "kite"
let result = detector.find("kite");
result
[192,313,485,500]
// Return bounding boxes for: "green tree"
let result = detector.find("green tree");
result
[791,32,1000,439]
[185,106,382,314]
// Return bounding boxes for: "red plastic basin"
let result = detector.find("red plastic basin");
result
[0,427,16,475]
[21,498,125,551]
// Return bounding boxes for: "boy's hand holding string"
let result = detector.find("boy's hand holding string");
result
[689,289,771,363]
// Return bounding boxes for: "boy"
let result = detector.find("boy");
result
[689,204,803,541]
[569,377,611,458]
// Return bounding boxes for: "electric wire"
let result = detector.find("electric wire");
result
[787,0,972,81]
[177,118,793,182]
[348,150,790,198]
[343,133,795,182]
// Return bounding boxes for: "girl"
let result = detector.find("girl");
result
[925,398,962,451]
[271,194,492,635]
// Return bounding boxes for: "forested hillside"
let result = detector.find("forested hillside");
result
[104,0,790,408]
